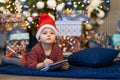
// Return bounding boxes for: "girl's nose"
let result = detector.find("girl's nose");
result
[47,33,51,37]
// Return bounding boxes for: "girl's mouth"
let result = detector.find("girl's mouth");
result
[47,38,51,40]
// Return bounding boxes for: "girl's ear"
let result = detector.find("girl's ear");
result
[38,38,41,42]
[38,36,41,42]
[38,40,41,42]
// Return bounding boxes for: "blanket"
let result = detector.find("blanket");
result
[1,60,120,79]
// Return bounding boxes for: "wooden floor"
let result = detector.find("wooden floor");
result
[0,51,108,80]
[0,74,89,80]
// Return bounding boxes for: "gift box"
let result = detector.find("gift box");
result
[55,21,83,55]
[6,39,29,58]
[5,22,29,58]
[110,34,120,46]
[86,32,110,48]
[5,32,29,58]
[58,35,82,53]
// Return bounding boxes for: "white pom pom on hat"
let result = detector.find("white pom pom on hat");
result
[34,13,57,40]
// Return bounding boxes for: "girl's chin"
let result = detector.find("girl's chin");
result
[43,42,54,44]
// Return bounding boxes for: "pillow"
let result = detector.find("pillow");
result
[68,48,120,67]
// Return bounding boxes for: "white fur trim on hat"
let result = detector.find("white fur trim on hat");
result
[36,24,58,40]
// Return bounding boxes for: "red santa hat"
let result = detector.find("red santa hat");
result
[35,13,58,40]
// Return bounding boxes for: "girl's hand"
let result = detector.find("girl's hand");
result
[43,58,53,66]
[61,62,69,70]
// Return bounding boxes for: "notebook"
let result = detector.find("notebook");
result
[40,59,68,71]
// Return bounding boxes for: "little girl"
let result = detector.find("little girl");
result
[1,13,69,70]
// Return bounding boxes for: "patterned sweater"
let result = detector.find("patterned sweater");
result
[20,42,63,69]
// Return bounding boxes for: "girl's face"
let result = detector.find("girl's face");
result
[39,28,56,44]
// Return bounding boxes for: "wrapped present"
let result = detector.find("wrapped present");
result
[86,32,110,48]
[58,35,82,53]
[110,34,120,46]
[5,22,29,58]
[6,39,28,58]
[56,21,83,56]
[5,33,29,58]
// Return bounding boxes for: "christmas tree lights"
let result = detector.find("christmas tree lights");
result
[0,0,110,36]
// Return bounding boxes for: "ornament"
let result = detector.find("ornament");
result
[85,0,90,5]
[105,0,110,4]
[20,0,26,3]
[31,12,38,17]
[27,17,33,22]
[87,0,103,12]
[97,19,104,25]
[66,1,73,7]
[85,23,93,30]
[23,11,30,17]
[97,10,105,18]
[106,7,110,12]
[15,0,22,13]
[0,0,8,3]
[73,4,77,8]
[56,3,65,11]
[23,4,29,10]
[47,0,56,9]
[36,1,44,9]
[0,7,5,12]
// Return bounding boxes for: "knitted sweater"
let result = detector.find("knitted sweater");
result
[20,42,63,69]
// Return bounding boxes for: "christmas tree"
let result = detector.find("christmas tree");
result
[0,0,110,36]
[0,0,111,53]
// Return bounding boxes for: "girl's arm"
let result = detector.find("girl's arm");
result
[24,47,39,69]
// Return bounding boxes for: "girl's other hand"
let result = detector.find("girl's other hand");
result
[61,62,69,70]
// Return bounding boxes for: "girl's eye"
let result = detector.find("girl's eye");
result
[51,32,55,34]
[42,32,47,34]
[42,31,55,34]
